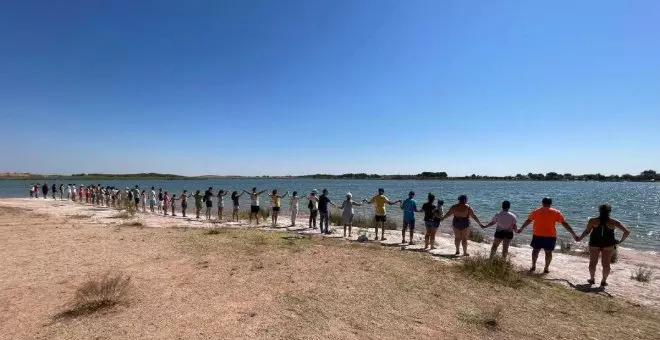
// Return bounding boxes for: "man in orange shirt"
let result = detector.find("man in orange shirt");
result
[517,197,578,273]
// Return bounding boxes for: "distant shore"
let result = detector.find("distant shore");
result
[1,170,658,182]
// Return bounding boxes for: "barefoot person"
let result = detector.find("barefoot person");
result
[140,190,147,212]
[577,204,631,287]
[42,183,48,199]
[290,191,301,226]
[421,193,443,250]
[203,187,214,220]
[318,189,336,234]
[163,191,171,216]
[400,191,420,245]
[441,195,483,256]
[482,200,517,260]
[51,183,57,199]
[268,189,289,227]
[231,191,244,222]
[171,194,178,216]
[339,192,362,237]
[364,188,401,241]
[306,190,319,229]
[244,187,266,226]
[517,197,579,273]
[193,190,203,219]
[217,190,228,221]
[149,187,157,213]
[181,190,190,217]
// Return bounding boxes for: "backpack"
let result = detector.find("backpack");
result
[308,200,313,209]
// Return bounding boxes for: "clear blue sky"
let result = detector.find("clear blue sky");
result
[1,0,658,176]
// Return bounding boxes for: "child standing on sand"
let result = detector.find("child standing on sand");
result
[217,190,228,221]
[231,191,244,222]
[244,187,267,226]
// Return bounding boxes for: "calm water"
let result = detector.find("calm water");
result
[3,179,659,251]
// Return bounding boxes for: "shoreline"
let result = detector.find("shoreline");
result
[1,197,658,309]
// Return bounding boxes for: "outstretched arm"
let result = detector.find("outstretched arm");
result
[257,190,267,195]
[561,221,578,240]
[469,207,483,227]
[441,206,455,220]
[281,191,289,198]
[517,219,532,233]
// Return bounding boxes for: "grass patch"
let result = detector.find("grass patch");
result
[631,265,653,282]
[559,236,575,253]
[205,228,225,235]
[110,211,131,219]
[119,220,144,227]
[460,254,524,287]
[54,271,131,319]
[460,305,503,331]
[350,215,397,230]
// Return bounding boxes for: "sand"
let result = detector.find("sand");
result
[1,197,658,310]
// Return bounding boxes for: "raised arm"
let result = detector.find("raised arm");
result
[257,190,267,196]
[517,218,533,234]
[281,191,289,198]
[561,220,578,240]
[612,218,631,244]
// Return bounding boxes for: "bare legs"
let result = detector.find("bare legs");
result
[218,207,224,221]
[589,246,614,285]
[531,248,552,273]
[490,238,512,260]
[453,227,470,255]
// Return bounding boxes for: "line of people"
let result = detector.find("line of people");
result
[33,184,631,287]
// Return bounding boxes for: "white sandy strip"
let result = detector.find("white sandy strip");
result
[2,198,659,309]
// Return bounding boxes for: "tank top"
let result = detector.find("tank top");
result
[589,218,616,247]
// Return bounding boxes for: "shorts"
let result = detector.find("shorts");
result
[159,200,164,207]
[205,200,213,208]
[181,202,188,208]
[530,236,557,250]
[402,219,415,230]
[494,230,514,240]
[251,205,260,213]
[375,215,386,222]
[425,221,439,229]
[233,204,239,210]
[272,206,280,212]
[134,197,140,205]
[150,199,156,207]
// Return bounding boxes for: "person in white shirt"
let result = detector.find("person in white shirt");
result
[481,200,518,260]
[150,187,157,213]
[290,191,300,226]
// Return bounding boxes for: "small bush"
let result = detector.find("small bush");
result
[631,266,653,282]
[351,215,397,230]
[559,236,574,253]
[461,254,524,287]
[330,213,342,226]
[55,271,131,319]
[206,228,222,235]
[259,208,270,222]
[468,228,488,243]
[110,212,131,219]
[251,234,268,246]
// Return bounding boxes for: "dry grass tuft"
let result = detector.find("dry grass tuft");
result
[468,228,488,243]
[119,220,144,228]
[631,265,653,282]
[110,211,131,219]
[55,271,131,319]
[461,305,503,331]
[205,228,224,235]
[461,254,524,287]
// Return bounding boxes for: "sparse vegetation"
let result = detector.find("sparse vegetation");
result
[611,247,619,263]
[205,228,223,235]
[119,220,144,227]
[631,265,653,282]
[461,254,524,287]
[110,211,131,219]
[468,228,488,243]
[460,305,503,331]
[55,271,131,319]
[559,236,575,253]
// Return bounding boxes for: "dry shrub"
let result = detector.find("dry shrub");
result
[206,228,223,235]
[110,211,131,219]
[461,305,503,331]
[631,266,653,283]
[120,220,144,227]
[461,254,524,287]
[468,228,488,243]
[55,271,131,319]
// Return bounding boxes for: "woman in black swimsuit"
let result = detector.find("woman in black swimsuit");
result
[441,195,484,256]
[577,204,630,287]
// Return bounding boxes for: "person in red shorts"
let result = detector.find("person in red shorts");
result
[517,197,578,273]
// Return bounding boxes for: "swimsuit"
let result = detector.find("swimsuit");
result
[589,220,617,249]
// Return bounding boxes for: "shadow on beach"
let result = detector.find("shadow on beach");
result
[545,278,613,297]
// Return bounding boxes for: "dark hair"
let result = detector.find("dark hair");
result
[542,197,552,206]
[599,203,612,224]
[231,191,238,198]
[378,188,385,193]
[408,191,415,196]
[458,195,468,204]
[272,189,277,195]
[437,199,444,207]
[252,187,257,191]
[219,190,224,195]
[293,191,297,196]
[208,187,213,190]
[151,186,155,190]
[502,200,511,210]
[322,189,328,194]
[427,193,435,202]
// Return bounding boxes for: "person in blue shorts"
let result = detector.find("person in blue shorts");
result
[400,191,421,245]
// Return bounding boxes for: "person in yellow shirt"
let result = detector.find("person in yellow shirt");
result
[364,188,401,240]
[268,189,289,227]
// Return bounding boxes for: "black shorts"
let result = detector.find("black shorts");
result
[425,220,439,229]
[402,220,415,229]
[273,207,280,212]
[134,198,140,204]
[494,230,514,240]
[206,200,213,208]
[251,205,260,213]
[375,215,386,222]
[531,236,557,250]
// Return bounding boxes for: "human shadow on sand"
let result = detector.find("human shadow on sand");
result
[545,278,613,297]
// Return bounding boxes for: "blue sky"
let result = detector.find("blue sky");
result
[1,0,658,176]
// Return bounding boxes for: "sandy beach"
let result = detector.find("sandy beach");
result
[1,197,659,339]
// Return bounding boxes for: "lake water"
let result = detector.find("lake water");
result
[2,179,658,251]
